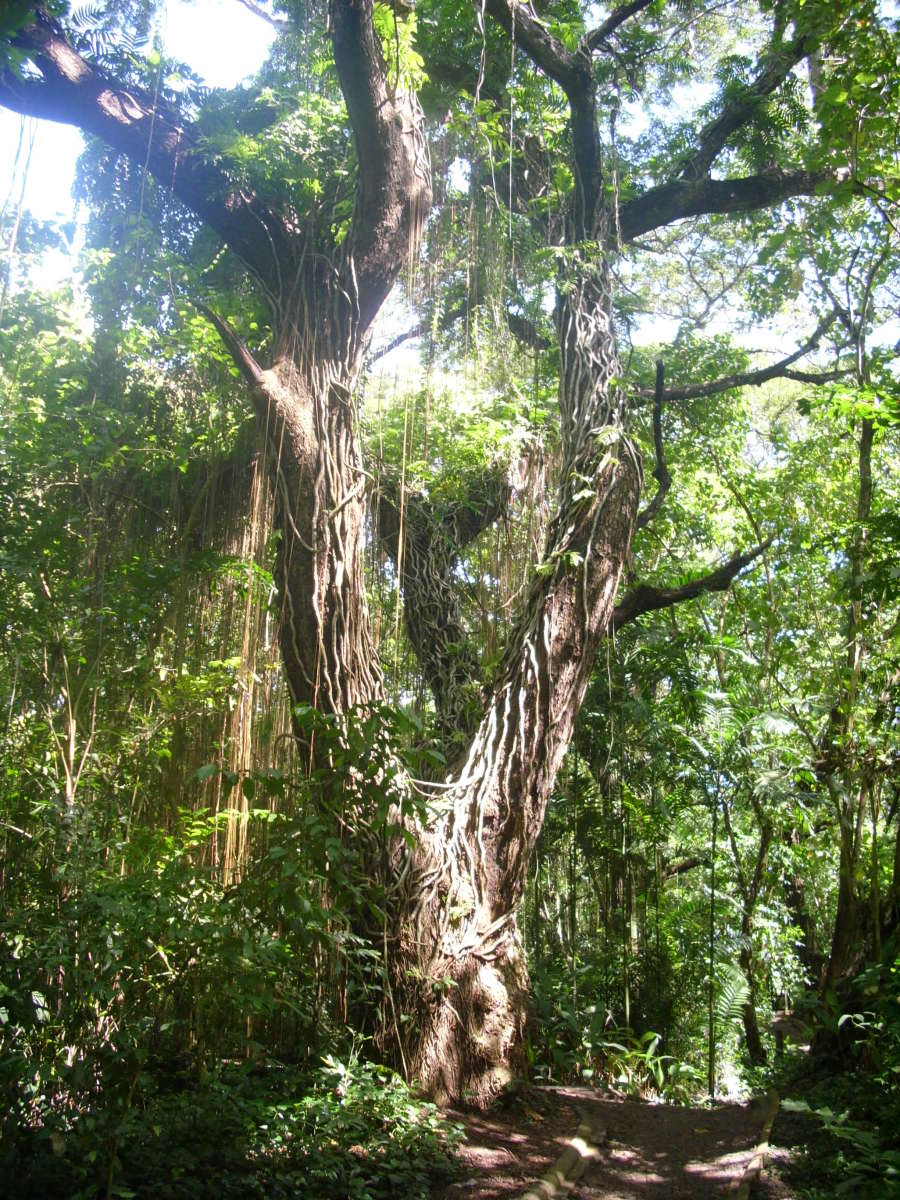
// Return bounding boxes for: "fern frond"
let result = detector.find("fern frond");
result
[714,961,750,1025]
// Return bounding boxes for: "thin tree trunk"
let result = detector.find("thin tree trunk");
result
[739,933,766,1065]
[822,418,874,992]
[721,796,771,1066]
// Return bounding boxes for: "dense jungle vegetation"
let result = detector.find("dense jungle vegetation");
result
[0,0,898,1196]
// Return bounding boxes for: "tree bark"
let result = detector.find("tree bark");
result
[376,465,515,743]
[389,247,642,1105]
[721,796,772,1066]
[738,932,766,1065]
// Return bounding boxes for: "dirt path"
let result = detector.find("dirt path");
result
[435,1087,776,1200]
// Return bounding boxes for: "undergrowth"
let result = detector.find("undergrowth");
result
[1,1057,463,1200]
[759,944,900,1200]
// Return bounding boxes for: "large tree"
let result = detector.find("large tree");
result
[1,0,895,1104]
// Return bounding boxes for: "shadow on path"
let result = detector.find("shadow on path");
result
[434,1086,771,1200]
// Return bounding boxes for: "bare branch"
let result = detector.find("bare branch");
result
[368,321,429,363]
[367,302,468,363]
[782,367,846,385]
[663,854,707,880]
[584,0,657,53]
[635,359,671,529]
[640,312,843,404]
[368,303,551,364]
[612,538,774,631]
[234,0,292,31]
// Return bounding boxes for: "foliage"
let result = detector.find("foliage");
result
[527,964,703,1103]
[782,1095,900,1198]
[784,939,900,1198]
[1,1056,462,1200]
[0,723,457,1196]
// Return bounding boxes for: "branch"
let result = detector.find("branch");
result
[377,462,512,561]
[0,11,294,297]
[784,367,847,384]
[679,29,816,181]
[618,169,857,241]
[376,465,515,739]
[195,301,266,391]
[331,0,431,331]
[368,321,429,363]
[482,0,579,93]
[368,303,551,364]
[367,301,468,363]
[584,0,657,53]
[505,308,554,352]
[635,359,670,529]
[611,538,774,631]
[640,312,842,404]
[482,0,600,228]
[658,365,848,403]
[449,464,515,546]
[662,854,706,880]
[234,0,292,31]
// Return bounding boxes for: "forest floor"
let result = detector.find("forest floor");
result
[433,1085,807,1199]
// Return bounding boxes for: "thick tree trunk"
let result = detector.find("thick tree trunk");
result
[262,355,383,719]
[385,253,642,1107]
[238,249,638,1109]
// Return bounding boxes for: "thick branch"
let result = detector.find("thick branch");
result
[449,467,513,546]
[377,465,513,738]
[0,11,293,297]
[332,0,431,331]
[505,308,554,352]
[619,170,854,241]
[482,0,578,92]
[481,0,600,230]
[612,538,774,631]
